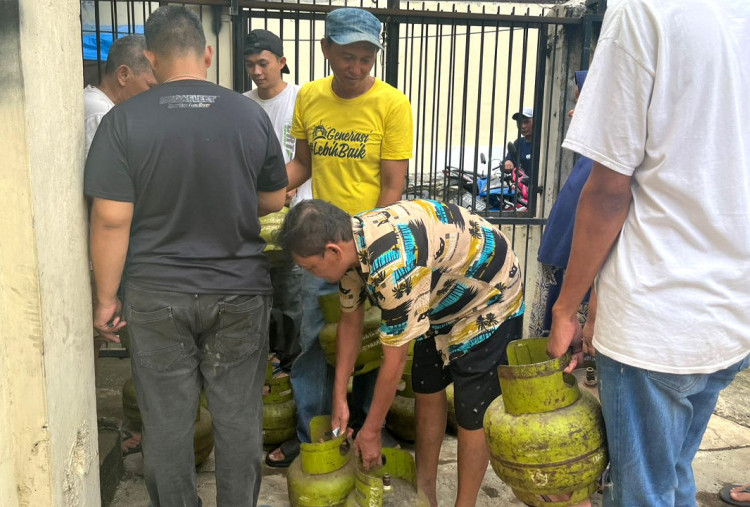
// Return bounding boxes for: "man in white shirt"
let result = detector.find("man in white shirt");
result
[547,1,750,505]
[84,34,156,155]
[243,30,309,432]
[243,29,312,204]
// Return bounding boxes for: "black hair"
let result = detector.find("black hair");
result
[104,34,150,76]
[144,5,206,58]
[278,200,353,257]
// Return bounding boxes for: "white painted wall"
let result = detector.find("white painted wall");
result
[0,0,100,505]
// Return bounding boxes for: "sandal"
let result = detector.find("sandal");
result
[121,430,142,456]
[264,437,299,468]
[720,484,750,506]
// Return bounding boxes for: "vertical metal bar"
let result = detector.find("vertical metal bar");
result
[433,17,443,201]
[443,12,457,204]
[487,7,502,192]
[112,1,119,41]
[582,14,593,70]
[470,20,485,214]
[529,24,548,216]
[211,5,223,84]
[384,0,400,87]
[416,17,429,195]
[457,16,472,210]
[294,6,300,86]
[94,0,102,83]
[502,9,515,180]
[232,8,245,92]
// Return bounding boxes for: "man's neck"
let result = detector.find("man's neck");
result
[158,62,208,84]
[331,75,375,100]
[95,77,120,104]
[257,80,287,101]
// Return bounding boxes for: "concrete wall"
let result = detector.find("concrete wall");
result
[0,0,100,505]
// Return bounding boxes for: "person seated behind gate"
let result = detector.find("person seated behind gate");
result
[278,198,524,507]
[503,107,533,176]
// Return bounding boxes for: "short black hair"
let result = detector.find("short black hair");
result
[144,5,206,58]
[278,200,353,257]
[104,34,150,76]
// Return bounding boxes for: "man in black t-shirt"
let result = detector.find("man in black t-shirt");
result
[84,6,287,506]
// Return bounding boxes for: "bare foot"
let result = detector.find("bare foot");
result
[267,447,285,461]
[731,484,750,503]
[121,432,142,454]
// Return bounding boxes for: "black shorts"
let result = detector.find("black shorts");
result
[411,315,522,430]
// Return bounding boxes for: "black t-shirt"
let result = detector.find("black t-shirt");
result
[84,80,288,295]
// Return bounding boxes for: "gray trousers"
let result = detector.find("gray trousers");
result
[124,284,270,507]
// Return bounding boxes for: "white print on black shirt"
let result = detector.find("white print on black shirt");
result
[160,95,218,109]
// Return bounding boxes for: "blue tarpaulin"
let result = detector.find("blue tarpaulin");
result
[82,26,144,61]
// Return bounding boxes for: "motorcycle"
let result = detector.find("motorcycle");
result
[442,146,528,212]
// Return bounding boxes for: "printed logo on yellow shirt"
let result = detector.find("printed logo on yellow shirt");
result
[310,123,372,160]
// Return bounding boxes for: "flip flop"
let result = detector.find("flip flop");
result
[719,484,750,506]
[264,437,299,468]
[121,430,142,456]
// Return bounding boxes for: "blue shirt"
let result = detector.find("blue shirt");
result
[537,156,594,268]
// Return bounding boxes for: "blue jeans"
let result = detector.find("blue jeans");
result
[290,272,378,442]
[597,352,749,507]
[124,285,270,507]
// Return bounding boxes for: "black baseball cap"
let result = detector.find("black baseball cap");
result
[244,29,290,74]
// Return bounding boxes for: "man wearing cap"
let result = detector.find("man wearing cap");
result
[244,29,311,377]
[503,106,534,176]
[273,6,413,468]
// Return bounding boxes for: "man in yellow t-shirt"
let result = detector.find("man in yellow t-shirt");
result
[267,7,413,468]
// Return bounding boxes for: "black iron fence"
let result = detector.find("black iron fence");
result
[80,0,603,322]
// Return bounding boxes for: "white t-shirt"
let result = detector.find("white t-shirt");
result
[245,83,312,205]
[83,85,115,156]
[563,0,750,374]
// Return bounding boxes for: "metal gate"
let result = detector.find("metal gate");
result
[80,0,604,315]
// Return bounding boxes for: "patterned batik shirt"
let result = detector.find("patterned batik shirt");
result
[339,199,524,362]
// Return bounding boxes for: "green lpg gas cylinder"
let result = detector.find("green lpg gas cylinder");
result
[318,303,383,376]
[259,207,289,267]
[385,355,416,442]
[445,383,458,433]
[262,362,297,446]
[121,377,214,466]
[483,338,608,507]
[345,448,429,506]
[287,416,356,506]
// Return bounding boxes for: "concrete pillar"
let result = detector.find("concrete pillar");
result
[1,1,100,505]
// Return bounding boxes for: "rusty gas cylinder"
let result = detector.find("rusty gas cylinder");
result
[262,361,296,446]
[259,207,289,268]
[483,338,608,506]
[318,296,383,376]
[345,448,429,506]
[287,416,356,506]
[445,383,458,433]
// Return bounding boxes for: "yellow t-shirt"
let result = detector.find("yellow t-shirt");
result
[291,76,413,215]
